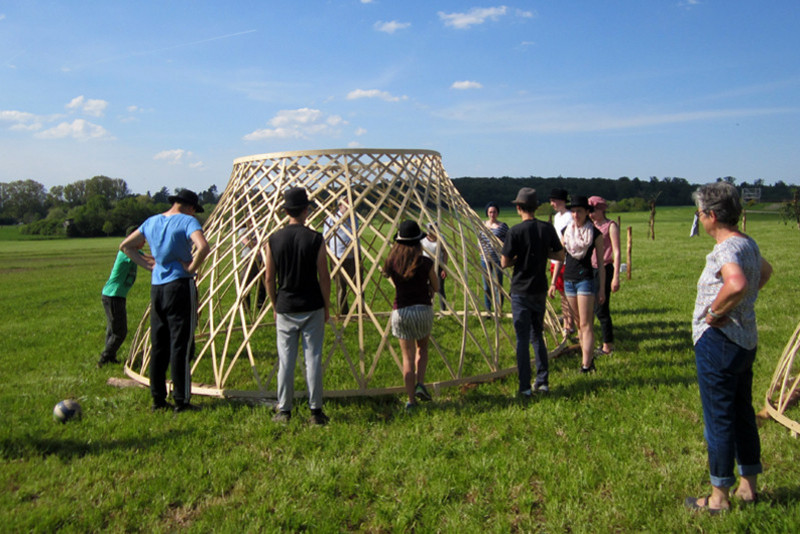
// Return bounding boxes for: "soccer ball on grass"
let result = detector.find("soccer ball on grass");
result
[53,399,82,423]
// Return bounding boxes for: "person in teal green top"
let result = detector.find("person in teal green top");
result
[99,228,148,367]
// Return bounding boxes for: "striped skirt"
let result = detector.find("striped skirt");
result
[391,304,434,340]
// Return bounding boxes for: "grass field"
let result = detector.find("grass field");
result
[1,206,799,532]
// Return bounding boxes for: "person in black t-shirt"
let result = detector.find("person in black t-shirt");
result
[265,187,331,425]
[549,195,605,374]
[501,188,564,396]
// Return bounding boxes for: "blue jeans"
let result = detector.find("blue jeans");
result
[481,258,504,312]
[694,327,762,488]
[511,292,549,391]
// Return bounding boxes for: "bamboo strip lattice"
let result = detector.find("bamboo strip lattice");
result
[124,148,566,399]
[764,320,800,436]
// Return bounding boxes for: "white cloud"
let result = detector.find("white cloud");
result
[346,88,408,102]
[243,108,347,140]
[516,9,536,18]
[0,14,6,21]
[374,20,411,34]
[348,141,362,148]
[10,122,42,132]
[451,80,483,90]
[66,95,109,117]
[355,127,367,136]
[154,149,193,165]
[360,0,373,3]
[438,6,507,29]
[189,161,206,170]
[127,105,140,113]
[678,0,700,8]
[35,119,110,140]
[1,110,37,123]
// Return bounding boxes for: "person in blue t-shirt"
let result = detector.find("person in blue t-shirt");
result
[120,189,210,413]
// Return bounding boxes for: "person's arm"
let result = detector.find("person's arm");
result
[758,257,773,290]
[594,233,605,305]
[428,262,439,295]
[120,230,155,271]
[609,221,621,293]
[317,243,331,322]
[265,242,278,320]
[184,230,210,275]
[705,262,748,327]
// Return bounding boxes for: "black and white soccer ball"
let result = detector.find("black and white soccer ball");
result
[53,399,82,423]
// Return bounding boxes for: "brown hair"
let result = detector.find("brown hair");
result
[382,242,423,281]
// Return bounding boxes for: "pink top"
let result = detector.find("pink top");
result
[592,218,615,268]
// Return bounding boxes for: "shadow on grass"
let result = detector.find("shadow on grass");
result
[0,429,191,462]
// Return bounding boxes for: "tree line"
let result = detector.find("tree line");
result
[0,176,219,237]
[452,175,796,210]
[1,174,796,237]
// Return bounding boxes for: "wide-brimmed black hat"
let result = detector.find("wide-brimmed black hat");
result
[566,195,593,212]
[283,187,311,210]
[549,188,569,202]
[511,187,538,209]
[395,220,425,243]
[168,189,204,213]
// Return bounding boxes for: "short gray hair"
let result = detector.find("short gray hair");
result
[692,182,741,227]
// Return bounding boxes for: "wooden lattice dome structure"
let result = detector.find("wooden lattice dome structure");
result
[124,148,565,399]
[765,321,800,436]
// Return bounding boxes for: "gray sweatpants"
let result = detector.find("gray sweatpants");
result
[275,308,325,412]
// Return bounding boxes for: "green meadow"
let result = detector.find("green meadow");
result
[1,206,799,532]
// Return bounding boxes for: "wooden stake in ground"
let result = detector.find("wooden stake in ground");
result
[123,148,566,400]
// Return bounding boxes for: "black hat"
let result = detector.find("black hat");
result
[511,187,538,210]
[566,195,593,211]
[395,220,425,243]
[168,189,204,213]
[283,187,311,210]
[549,188,569,202]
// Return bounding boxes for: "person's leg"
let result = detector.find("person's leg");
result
[576,293,595,368]
[149,285,171,405]
[399,337,417,404]
[594,264,614,352]
[530,293,549,388]
[733,346,761,500]
[481,258,492,311]
[275,312,300,413]
[101,296,127,363]
[415,336,430,386]
[165,279,194,405]
[560,290,574,333]
[511,294,533,393]
[301,308,326,411]
[694,328,739,509]
[496,268,505,311]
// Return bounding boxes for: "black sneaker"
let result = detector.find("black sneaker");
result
[534,384,550,394]
[151,400,175,412]
[97,356,119,368]
[309,410,330,426]
[272,410,291,423]
[174,402,201,413]
[580,360,597,374]
[415,383,432,402]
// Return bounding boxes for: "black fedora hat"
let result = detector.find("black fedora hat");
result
[283,187,311,210]
[549,188,569,202]
[566,195,593,211]
[395,220,425,243]
[168,189,204,213]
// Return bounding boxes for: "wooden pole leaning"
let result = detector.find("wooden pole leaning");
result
[764,320,800,436]
[123,148,566,400]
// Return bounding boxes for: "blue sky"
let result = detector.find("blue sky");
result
[2,1,799,194]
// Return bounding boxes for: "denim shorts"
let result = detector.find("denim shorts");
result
[564,278,595,297]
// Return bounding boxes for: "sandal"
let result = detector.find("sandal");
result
[684,495,728,515]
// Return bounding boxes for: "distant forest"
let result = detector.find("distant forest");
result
[1,174,796,237]
[452,175,795,209]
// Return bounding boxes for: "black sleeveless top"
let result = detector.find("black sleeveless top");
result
[268,223,325,313]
